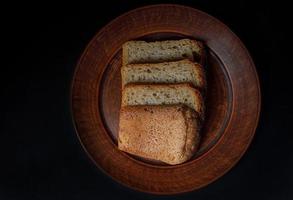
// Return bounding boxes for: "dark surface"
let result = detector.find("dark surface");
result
[2,0,292,199]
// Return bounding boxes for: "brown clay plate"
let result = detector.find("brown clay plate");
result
[71,4,260,194]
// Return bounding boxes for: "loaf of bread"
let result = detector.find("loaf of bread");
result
[118,105,201,165]
[122,39,204,65]
[121,59,206,88]
[121,83,204,120]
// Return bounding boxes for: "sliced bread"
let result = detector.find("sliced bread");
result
[122,39,204,65]
[118,105,201,165]
[121,59,206,88]
[121,83,204,119]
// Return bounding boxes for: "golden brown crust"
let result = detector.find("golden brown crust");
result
[118,105,200,165]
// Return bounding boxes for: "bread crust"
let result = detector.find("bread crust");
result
[122,41,130,66]
[118,105,200,165]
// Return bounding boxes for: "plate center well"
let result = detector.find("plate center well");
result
[99,33,233,165]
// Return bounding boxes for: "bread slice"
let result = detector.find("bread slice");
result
[118,105,201,165]
[121,59,206,88]
[122,39,204,65]
[121,83,204,119]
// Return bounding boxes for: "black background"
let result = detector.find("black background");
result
[2,0,292,199]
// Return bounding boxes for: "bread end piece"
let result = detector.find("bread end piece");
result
[118,105,201,165]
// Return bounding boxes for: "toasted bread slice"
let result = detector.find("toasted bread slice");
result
[118,105,201,165]
[122,39,204,65]
[121,59,206,88]
[121,83,204,119]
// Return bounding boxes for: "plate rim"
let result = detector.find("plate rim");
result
[70,4,261,195]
